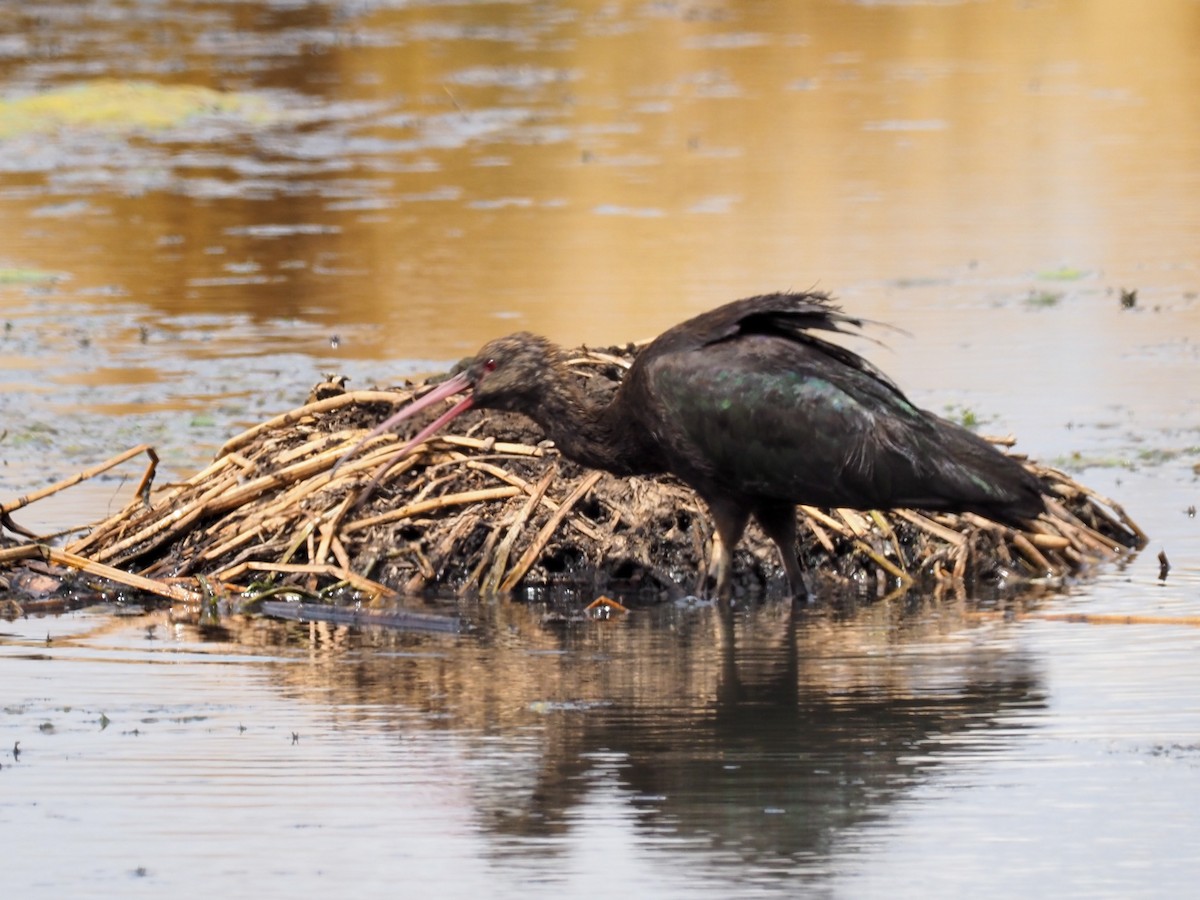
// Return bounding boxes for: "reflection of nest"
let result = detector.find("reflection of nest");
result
[9,346,1144,606]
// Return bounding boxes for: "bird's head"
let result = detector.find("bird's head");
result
[462,332,562,411]
[330,332,562,475]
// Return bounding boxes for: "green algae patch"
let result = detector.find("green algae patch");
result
[0,80,277,137]
[0,268,67,285]
[1037,266,1090,281]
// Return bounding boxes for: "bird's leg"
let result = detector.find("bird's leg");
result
[704,498,750,602]
[754,503,809,601]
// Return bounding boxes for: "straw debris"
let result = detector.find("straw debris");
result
[3,347,1145,606]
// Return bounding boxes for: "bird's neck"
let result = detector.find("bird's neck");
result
[526,379,655,476]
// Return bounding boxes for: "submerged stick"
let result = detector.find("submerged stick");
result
[257,600,467,634]
[1035,612,1200,627]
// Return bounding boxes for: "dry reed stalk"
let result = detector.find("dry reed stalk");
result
[273,432,344,467]
[0,544,42,565]
[70,460,240,560]
[1063,478,1148,545]
[800,511,836,554]
[867,509,901,552]
[1009,531,1054,574]
[407,468,468,507]
[225,461,343,533]
[203,454,335,516]
[893,508,967,546]
[315,492,358,566]
[851,538,912,586]
[980,433,1018,447]
[483,466,557,594]
[344,486,522,533]
[1027,530,1072,550]
[836,508,872,538]
[129,447,160,507]
[439,435,546,456]
[405,512,480,594]
[93,504,207,566]
[219,389,404,455]
[567,350,633,370]
[46,547,199,603]
[500,471,603,592]
[1042,495,1128,555]
[145,451,239,508]
[951,539,969,581]
[1,444,155,517]
[465,524,502,591]
[224,451,255,470]
[281,519,319,569]
[329,535,352,571]
[84,458,234,549]
[800,506,854,539]
[191,522,264,566]
[466,459,603,541]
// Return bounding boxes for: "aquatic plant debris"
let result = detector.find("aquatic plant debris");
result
[0,344,1147,612]
[0,80,277,137]
[0,267,68,284]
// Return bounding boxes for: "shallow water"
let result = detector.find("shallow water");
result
[4,577,1199,898]
[1,1,1199,896]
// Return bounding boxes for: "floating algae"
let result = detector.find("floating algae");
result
[0,80,277,138]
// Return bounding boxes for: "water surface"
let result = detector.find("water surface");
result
[1,1,1198,896]
[4,583,1199,898]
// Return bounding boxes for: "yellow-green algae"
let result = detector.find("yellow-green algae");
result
[0,268,67,284]
[0,80,277,137]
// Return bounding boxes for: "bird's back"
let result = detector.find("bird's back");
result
[621,293,1044,521]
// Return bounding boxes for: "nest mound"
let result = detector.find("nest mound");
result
[3,346,1144,608]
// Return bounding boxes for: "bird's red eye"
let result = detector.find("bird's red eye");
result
[484,358,497,373]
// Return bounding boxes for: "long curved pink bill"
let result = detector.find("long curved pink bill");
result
[330,372,472,476]
[397,393,475,454]
[362,393,476,493]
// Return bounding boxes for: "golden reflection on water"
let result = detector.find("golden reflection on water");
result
[0,0,1196,361]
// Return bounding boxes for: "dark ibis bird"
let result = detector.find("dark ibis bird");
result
[337,292,1045,599]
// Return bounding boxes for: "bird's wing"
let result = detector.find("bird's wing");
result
[624,293,1042,518]
[647,291,905,400]
[652,291,859,343]
[637,334,908,505]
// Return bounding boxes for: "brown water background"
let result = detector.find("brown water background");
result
[1,2,1199,897]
